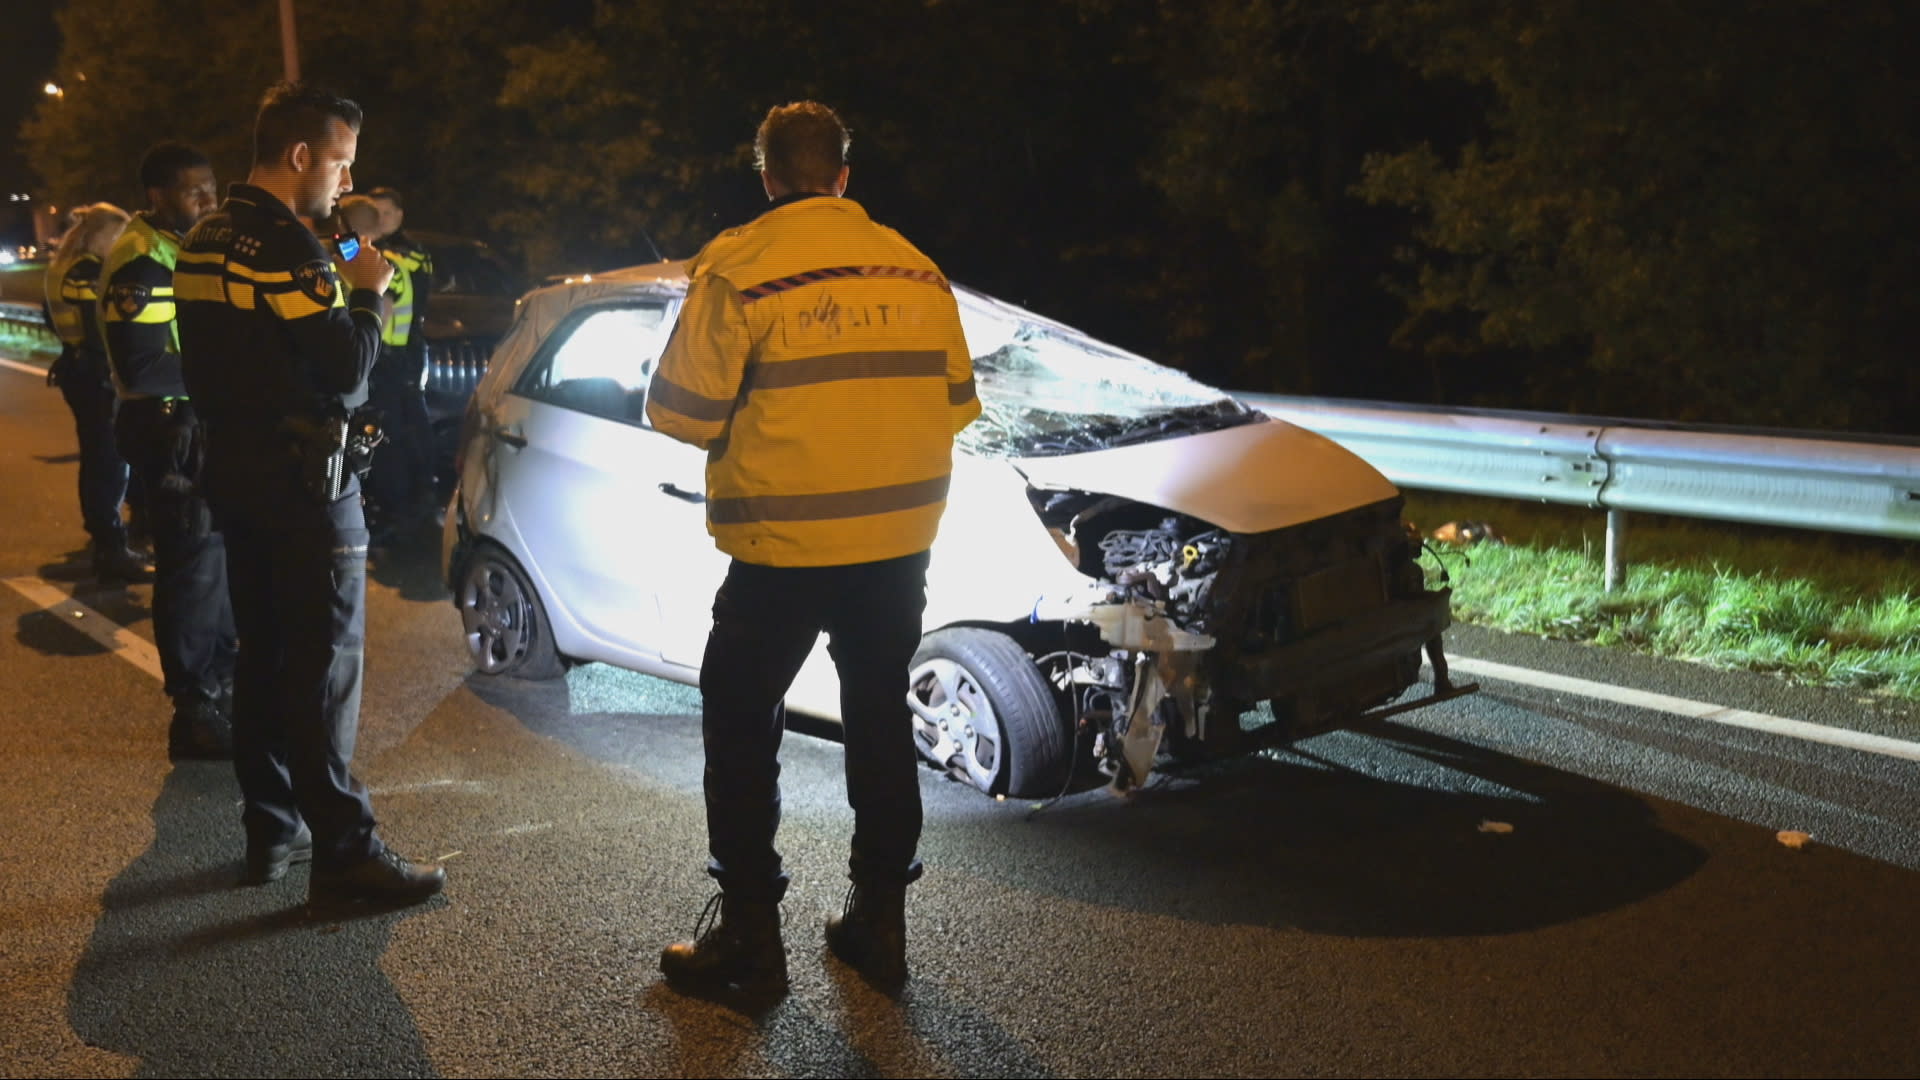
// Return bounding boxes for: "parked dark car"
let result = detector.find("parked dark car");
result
[407,230,524,487]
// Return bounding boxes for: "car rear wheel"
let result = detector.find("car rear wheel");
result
[908,628,1071,798]
[456,543,565,680]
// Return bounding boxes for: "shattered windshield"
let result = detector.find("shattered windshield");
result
[953,293,1263,458]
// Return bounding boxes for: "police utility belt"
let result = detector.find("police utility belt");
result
[281,406,385,504]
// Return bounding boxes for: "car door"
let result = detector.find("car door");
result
[487,300,702,659]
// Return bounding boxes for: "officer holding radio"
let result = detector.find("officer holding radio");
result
[176,82,446,904]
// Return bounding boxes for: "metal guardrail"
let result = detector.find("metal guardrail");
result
[11,293,1915,579]
[1241,393,1920,587]
[0,300,57,349]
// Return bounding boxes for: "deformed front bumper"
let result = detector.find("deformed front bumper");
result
[1214,586,1468,712]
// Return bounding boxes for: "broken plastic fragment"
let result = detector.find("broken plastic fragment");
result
[1432,520,1507,547]
[1477,820,1515,834]
[1776,830,1811,850]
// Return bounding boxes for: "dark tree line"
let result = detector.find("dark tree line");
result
[23,0,1920,433]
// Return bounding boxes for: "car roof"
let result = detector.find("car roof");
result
[514,260,1166,370]
[514,260,687,320]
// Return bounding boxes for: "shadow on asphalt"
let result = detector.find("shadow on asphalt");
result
[924,713,1708,939]
[14,607,112,659]
[12,558,156,659]
[471,665,1708,943]
[367,515,452,605]
[635,958,1057,1078]
[67,762,440,1078]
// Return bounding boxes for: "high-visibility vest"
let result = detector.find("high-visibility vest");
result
[101,214,182,353]
[647,195,980,568]
[379,248,415,347]
[45,251,98,346]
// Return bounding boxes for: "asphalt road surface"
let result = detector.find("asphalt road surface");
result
[3,353,1918,1078]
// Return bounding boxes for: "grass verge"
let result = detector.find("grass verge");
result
[1403,491,1920,702]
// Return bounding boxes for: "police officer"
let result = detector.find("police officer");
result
[43,202,149,582]
[175,83,446,902]
[364,188,434,371]
[650,101,979,993]
[102,142,234,759]
[338,193,432,539]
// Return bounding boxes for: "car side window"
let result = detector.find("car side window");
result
[515,303,669,425]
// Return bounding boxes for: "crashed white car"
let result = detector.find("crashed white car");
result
[441,262,1474,796]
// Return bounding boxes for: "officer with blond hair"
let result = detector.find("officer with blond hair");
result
[45,202,148,582]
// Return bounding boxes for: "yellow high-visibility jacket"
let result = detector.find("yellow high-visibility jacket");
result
[45,251,94,347]
[648,194,980,568]
[47,252,105,349]
[101,213,186,399]
[378,248,415,347]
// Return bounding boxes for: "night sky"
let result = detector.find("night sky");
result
[1,1,60,238]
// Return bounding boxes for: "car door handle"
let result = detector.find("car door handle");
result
[658,482,705,504]
[493,428,527,449]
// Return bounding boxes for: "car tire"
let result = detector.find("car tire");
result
[908,628,1070,798]
[455,542,566,680]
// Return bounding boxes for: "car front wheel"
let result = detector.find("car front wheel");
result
[456,543,565,680]
[908,628,1071,798]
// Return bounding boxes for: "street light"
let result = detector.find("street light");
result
[280,0,300,82]
[43,82,63,98]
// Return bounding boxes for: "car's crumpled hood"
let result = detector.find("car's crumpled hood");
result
[1011,415,1399,534]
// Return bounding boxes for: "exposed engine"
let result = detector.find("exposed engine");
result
[1023,485,1464,792]
[1097,519,1232,630]
[1030,490,1231,635]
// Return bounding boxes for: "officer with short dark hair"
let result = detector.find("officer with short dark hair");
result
[651,100,979,994]
[102,141,234,759]
[176,82,446,903]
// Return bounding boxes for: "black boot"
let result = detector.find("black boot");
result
[825,881,909,988]
[660,893,787,995]
[243,822,313,885]
[92,541,153,583]
[168,693,233,760]
[310,844,447,906]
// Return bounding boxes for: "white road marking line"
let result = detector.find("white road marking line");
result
[3,575,164,682]
[1,357,51,377]
[1440,654,1920,764]
[370,779,493,796]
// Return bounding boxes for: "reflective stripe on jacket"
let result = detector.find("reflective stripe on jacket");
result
[174,182,385,520]
[101,213,186,398]
[46,252,102,347]
[647,195,980,568]
[378,249,413,346]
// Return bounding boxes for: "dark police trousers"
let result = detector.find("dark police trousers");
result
[222,493,380,869]
[114,398,235,702]
[700,551,930,902]
[363,346,433,523]
[54,348,131,551]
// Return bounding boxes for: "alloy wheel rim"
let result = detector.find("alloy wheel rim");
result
[907,657,1002,792]
[459,558,531,674]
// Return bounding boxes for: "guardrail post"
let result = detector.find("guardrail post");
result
[1604,509,1628,592]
